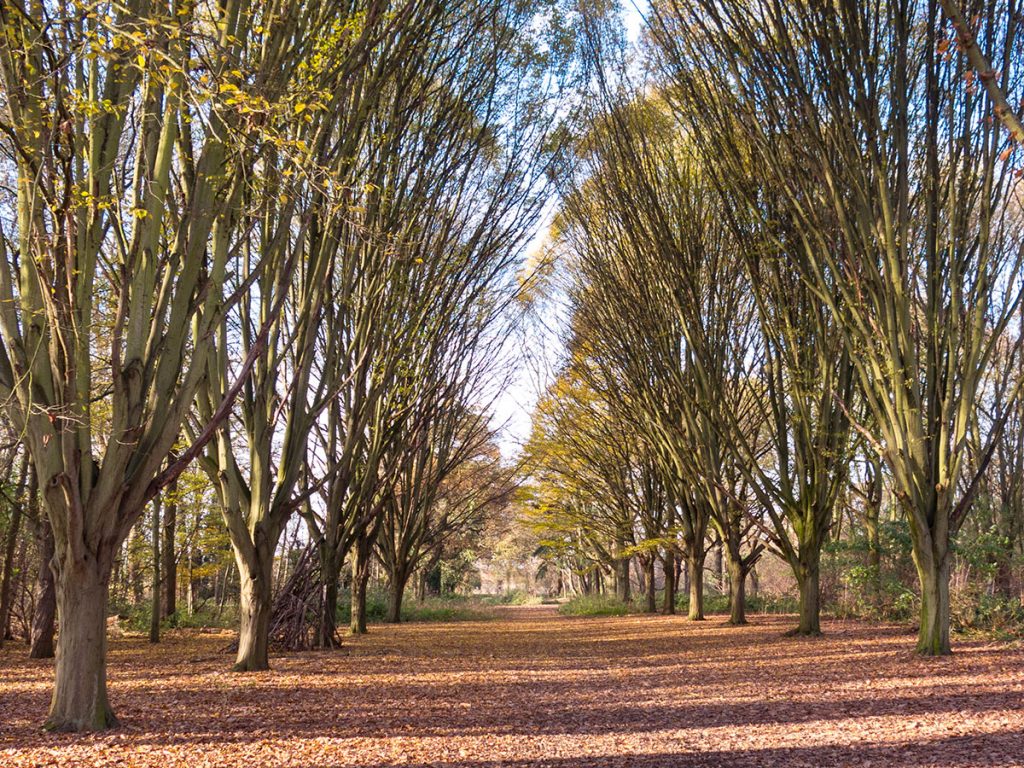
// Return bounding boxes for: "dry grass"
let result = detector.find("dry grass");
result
[1,606,1022,767]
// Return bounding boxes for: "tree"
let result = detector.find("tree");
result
[558,91,763,623]
[526,369,670,607]
[0,0,408,728]
[297,0,566,643]
[191,0,434,672]
[653,0,1024,653]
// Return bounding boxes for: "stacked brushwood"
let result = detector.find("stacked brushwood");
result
[225,546,335,653]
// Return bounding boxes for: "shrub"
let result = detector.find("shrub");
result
[483,590,541,606]
[559,594,630,616]
[336,589,495,624]
[674,592,798,615]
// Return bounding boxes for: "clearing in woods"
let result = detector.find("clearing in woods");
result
[1,606,1022,767]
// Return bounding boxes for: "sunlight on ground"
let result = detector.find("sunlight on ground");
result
[1,608,1022,767]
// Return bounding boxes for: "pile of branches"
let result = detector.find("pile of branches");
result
[269,546,333,651]
[224,546,335,653]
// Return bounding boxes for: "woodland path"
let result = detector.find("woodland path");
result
[1,605,1023,767]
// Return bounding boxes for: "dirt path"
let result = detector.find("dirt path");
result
[2,608,1023,767]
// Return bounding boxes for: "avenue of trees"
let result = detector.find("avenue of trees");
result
[525,0,1024,654]
[0,0,1022,740]
[0,0,570,731]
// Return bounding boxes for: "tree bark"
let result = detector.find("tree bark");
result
[0,455,28,645]
[614,554,631,603]
[687,548,705,621]
[351,538,372,634]
[45,563,117,731]
[162,479,177,619]
[795,547,821,635]
[645,557,657,613]
[914,544,951,655]
[319,568,341,648]
[150,502,161,644]
[726,546,747,625]
[661,550,676,614]
[866,502,882,606]
[386,569,407,624]
[29,518,56,659]
[712,539,723,593]
[0,497,23,643]
[233,549,273,672]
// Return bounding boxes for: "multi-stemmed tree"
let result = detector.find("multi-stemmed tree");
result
[559,89,764,623]
[0,0,401,728]
[297,0,567,642]
[653,0,1024,653]
[192,1,441,672]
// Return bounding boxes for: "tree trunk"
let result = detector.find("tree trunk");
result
[795,548,821,635]
[316,539,342,648]
[386,569,407,624]
[866,500,882,607]
[29,518,56,659]
[645,557,657,613]
[687,548,705,621]
[914,546,951,655]
[0,455,28,644]
[125,526,143,605]
[215,565,232,620]
[416,571,427,602]
[614,554,631,603]
[45,563,117,731]
[662,550,676,614]
[351,539,371,634]
[713,540,723,593]
[149,502,161,644]
[726,547,746,625]
[233,550,273,672]
[162,481,177,619]
[186,548,194,616]
[0,496,23,644]
[320,569,341,648]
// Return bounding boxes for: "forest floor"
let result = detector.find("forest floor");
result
[1,605,1023,767]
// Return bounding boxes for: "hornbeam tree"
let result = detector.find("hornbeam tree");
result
[653,0,1024,653]
[0,0,387,729]
[297,0,567,642]
[558,88,764,623]
[192,0,436,673]
[527,368,668,605]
